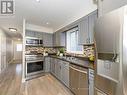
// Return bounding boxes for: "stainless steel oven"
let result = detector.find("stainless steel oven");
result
[25,55,44,77]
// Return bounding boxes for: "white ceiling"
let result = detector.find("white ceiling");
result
[0,0,97,38]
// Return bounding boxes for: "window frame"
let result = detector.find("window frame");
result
[66,27,83,54]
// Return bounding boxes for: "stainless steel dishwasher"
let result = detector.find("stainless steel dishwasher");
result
[69,64,89,95]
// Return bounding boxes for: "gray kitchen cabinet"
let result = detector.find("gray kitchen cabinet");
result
[26,30,43,39]
[55,32,60,46]
[78,16,89,45]
[60,32,66,46]
[78,11,97,45]
[53,32,66,46]
[61,61,69,87]
[50,58,69,88]
[25,30,35,37]
[50,58,55,75]
[88,11,97,44]
[44,57,51,72]
[53,32,60,46]
[34,32,43,39]
[55,59,62,80]
[43,33,53,46]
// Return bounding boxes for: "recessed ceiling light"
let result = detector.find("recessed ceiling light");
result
[46,22,49,25]
[9,28,17,32]
[18,39,21,41]
[36,0,40,2]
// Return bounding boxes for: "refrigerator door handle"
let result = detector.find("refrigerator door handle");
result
[112,53,117,62]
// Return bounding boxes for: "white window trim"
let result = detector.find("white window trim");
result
[66,27,83,54]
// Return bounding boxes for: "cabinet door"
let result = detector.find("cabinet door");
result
[50,58,55,75]
[55,32,60,46]
[88,11,97,44]
[53,32,60,46]
[43,33,53,46]
[25,30,35,37]
[60,32,66,46]
[35,32,43,39]
[45,57,50,72]
[53,33,56,46]
[78,16,89,45]
[53,32,66,46]
[55,60,62,80]
[61,61,69,87]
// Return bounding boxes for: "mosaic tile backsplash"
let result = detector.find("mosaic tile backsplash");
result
[26,45,95,57]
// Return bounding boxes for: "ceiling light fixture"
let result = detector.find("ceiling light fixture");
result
[9,28,17,32]
[36,0,40,2]
[46,22,49,25]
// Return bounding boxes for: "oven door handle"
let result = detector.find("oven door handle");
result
[69,66,87,74]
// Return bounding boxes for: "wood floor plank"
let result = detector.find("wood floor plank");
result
[0,63,73,95]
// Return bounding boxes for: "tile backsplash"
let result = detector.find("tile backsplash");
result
[25,46,57,54]
[26,45,95,57]
[83,46,94,57]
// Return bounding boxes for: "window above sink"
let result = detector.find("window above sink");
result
[66,27,83,54]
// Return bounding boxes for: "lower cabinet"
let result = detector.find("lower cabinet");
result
[44,57,51,72]
[61,61,69,87]
[49,57,88,95]
[50,58,55,75]
[50,58,69,88]
[55,59,61,80]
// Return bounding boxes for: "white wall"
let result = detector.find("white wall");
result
[0,29,13,73]
[6,37,14,64]
[13,40,22,61]
[98,0,127,16]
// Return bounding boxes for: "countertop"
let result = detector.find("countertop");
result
[47,55,95,70]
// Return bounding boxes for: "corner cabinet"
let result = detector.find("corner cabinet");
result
[53,32,66,47]
[43,33,53,47]
[78,11,97,45]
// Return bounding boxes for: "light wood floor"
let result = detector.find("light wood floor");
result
[0,63,73,95]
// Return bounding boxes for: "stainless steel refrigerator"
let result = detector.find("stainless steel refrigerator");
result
[94,5,127,95]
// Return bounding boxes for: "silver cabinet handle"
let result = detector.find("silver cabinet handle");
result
[69,66,87,74]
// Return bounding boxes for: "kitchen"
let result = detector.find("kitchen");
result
[0,0,127,95]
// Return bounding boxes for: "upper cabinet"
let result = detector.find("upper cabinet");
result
[88,11,98,44]
[34,32,43,39]
[26,30,43,39]
[78,11,97,45]
[43,33,53,47]
[25,30,53,47]
[53,31,66,47]
[25,30,35,38]
[78,16,89,45]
